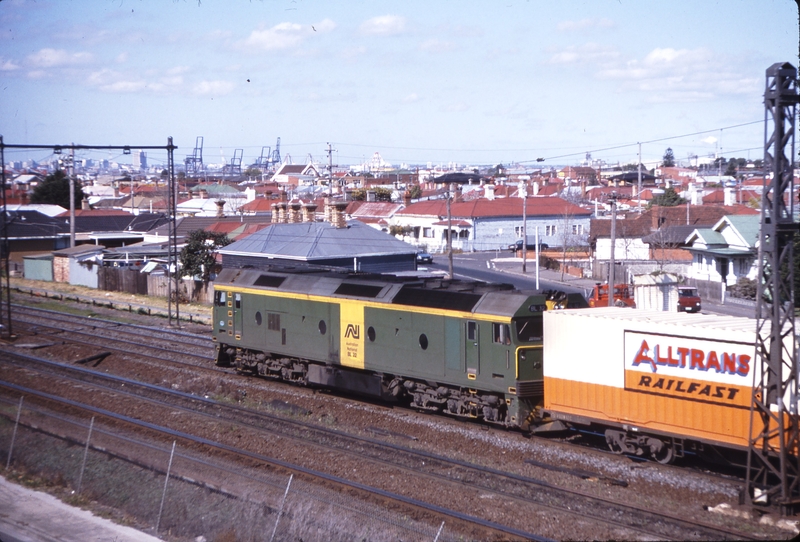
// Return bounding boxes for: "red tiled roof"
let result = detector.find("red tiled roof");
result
[240,198,274,212]
[397,197,590,219]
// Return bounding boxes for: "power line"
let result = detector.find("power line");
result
[521,120,763,164]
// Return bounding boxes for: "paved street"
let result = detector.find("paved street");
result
[422,250,756,319]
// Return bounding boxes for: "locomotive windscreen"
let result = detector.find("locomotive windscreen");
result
[392,286,482,312]
[514,316,543,342]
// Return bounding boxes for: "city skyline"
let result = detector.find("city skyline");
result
[0,0,797,170]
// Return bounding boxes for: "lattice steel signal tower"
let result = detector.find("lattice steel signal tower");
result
[745,62,800,513]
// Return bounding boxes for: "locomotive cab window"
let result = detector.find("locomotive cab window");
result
[514,316,543,342]
[215,291,227,306]
[234,293,241,309]
[467,321,477,341]
[492,323,511,345]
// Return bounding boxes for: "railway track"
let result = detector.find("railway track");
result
[0,347,763,541]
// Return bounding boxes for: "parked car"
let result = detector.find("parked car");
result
[416,252,433,264]
[677,286,701,313]
[508,239,549,252]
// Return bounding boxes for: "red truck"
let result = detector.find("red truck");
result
[588,283,636,308]
[677,286,702,313]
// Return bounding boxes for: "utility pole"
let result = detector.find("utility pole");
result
[326,142,338,198]
[519,181,528,273]
[607,192,618,307]
[447,184,454,279]
[637,142,642,212]
[69,144,76,247]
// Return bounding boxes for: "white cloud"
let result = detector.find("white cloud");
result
[402,93,420,103]
[702,136,718,145]
[86,68,184,94]
[242,22,306,50]
[100,80,148,93]
[419,39,455,53]
[313,19,337,33]
[547,43,620,65]
[115,52,128,64]
[557,18,615,32]
[240,19,332,52]
[193,80,235,96]
[596,47,760,102]
[27,48,93,68]
[0,58,20,71]
[360,15,406,36]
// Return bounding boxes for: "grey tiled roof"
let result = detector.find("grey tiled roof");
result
[219,220,417,261]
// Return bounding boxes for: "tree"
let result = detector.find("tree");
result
[649,187,685,207]
[350,187,393,202]
[662,148,676,167]
[180,230,231,282]
[30,170,85,208]
[244,166,262,178]
[724,161,738,177]
[407,184,422,200]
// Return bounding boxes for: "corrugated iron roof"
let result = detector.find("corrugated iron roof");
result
[219,220,416,260]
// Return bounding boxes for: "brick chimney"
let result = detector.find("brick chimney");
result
[289,202,302,223]
[271,203,279,224]
[302,203,317,222]
[277,202,288,223]
[330,201,349,228]
[216,200,225,218]
[81,198,89,210]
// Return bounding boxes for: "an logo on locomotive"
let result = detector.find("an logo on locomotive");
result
[344,323,360,339]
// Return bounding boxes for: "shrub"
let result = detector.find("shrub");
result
[729,277,757,300]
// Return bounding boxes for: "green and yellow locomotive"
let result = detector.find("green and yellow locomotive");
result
[212,266,587,429]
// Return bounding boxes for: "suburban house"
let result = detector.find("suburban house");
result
[590,205,759,281]
[270,162,321,185]
[684,214,760,301]
[392,197,591,252]
[347,201,405,233]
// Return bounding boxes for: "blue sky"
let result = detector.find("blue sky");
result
[1,0,797,170]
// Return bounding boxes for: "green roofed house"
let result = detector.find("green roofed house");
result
[684,214,760,302]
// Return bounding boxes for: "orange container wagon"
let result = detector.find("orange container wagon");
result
[542,308,778,463]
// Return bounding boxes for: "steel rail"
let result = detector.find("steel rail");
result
[0,378,550,542]
[0,350,760,541]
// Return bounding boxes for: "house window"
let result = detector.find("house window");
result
[571,224,583,235]
[546,225,557,236]
[514,226,524,237]
[423,227,433,238]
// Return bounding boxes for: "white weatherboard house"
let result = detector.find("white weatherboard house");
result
[685,215,760,287]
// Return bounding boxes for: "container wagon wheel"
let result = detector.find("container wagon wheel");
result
[604,429,625,454]
[648,438,674,464]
